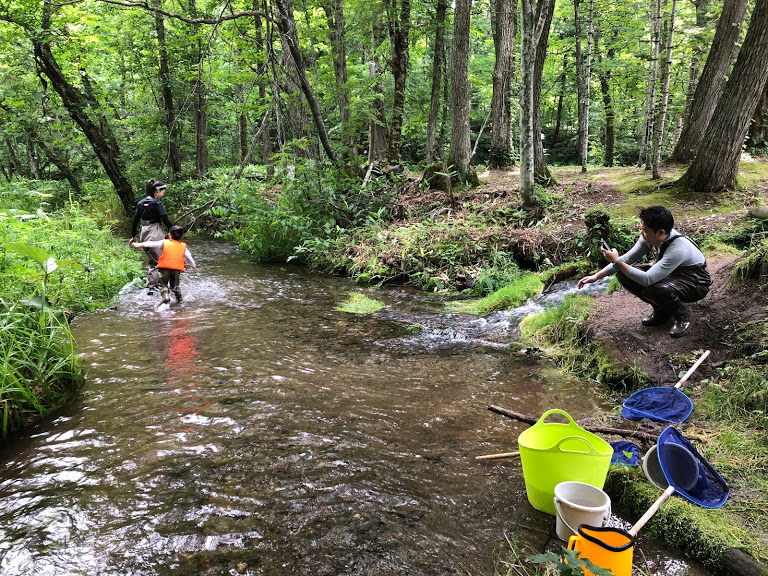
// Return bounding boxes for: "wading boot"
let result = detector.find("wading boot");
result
[642,308,670,327]
[670,306,692,338]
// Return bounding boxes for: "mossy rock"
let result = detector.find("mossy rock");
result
[604,467,745,570]
[590,339,647,388]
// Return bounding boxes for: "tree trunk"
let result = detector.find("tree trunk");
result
[581,0,593,172]
[670,0,748,162]
[386,0,411,163]
[274,0,339,164]
[685,0,768,192]
[426,0,448,164]
[597,35,615,167]
[651,0,677,179]
[29,131,81,194]
[189,0,210,178]
[519,0,554,207]
[253,0,274,176]
[574,0,585,169]
[26,135,40,180]
[489,0,516,169]
[639,0,661,168]
[154,2,182,175]
[533,0,555,183]
[367,7,389,165]
[448,0,479,186]
[551,57,567,146]
[237,86,248,164]
[32,4,134,214]
[323,0,355,157]
[748,84,768,148]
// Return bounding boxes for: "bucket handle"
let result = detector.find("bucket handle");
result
[554,435,595,454]
[535,409,579,427]
[554,497,612,539]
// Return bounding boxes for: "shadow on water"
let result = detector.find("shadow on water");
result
[0,240,710,576]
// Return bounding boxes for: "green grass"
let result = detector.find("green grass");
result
[445,273,543,315]
[0,304,83,436]
[335,292,385,314]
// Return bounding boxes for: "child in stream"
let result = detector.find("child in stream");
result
[130,225,196,304]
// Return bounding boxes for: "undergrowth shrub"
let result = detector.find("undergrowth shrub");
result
[0,302,83,437]
[220,160,394,262]
[1,205,140,312]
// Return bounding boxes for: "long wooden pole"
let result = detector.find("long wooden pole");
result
[487,405,658,443]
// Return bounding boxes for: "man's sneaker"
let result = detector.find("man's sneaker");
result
[641,309,669,327]
[147,290,156,296]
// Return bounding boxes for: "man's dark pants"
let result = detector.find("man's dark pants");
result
[616,263,711,320]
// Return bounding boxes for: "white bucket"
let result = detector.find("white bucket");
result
[553,481,611,541]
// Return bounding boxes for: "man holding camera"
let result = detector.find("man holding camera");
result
[577,206,711,338]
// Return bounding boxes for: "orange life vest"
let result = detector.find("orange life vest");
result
[157,239,186,271]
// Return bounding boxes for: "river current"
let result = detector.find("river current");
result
[0,240,709,575]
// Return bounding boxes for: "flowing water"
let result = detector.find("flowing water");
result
[0,240,710,576]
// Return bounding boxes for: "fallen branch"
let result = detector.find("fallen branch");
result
[475,451,521,461]
[487,405,658,444]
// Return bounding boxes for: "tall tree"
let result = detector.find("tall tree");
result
[254,0,274,176]
[426,0,448,164]
[274,0,339,163]
[323,0,355,157]
[670,0,748,162]
[449,0,480,185]
[749,84,768,148]
[154,1,182,175]
[685,0,768,192]
[574,0,594,172]
[533,0,555,183]
[24,2,134,213]
[639,0,661,168]
[367,7,389,166]
[489,0,516,168]
[385,0,411,162]
[519,0,555,207]
[188,0,210,178]
[651,0,677,179]
[596,33,615,167]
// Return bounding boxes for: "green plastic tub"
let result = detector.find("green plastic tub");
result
[517,409,613,516]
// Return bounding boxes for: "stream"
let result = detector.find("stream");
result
[0,239,710,575]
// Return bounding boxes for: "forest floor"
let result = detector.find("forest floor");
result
[398,163,768,386]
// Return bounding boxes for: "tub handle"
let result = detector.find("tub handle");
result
[554,435,594,454]
[536,409,577,427]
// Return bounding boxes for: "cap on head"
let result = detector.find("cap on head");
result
[169,225,185,240]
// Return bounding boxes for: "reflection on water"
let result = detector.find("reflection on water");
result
[0,240,709,575]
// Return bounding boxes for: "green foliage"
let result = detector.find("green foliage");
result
[529,549,615,576]
[335,292,385,315]
[703,364,768,426]
[0,179,72,213]
[0,301,83,437]
[1,204,141,312]
[729,234,768,286]
[222,160,393,262]
[446,274,543,315]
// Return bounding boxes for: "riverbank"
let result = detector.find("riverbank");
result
[403,164,768,573]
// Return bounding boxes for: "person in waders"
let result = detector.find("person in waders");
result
[131,180,174,294]
[130,225,196,304]
[577,205,711,338]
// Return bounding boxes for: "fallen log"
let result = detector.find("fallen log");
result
[487,405,658,444]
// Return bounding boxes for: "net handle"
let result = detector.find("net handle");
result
[629,485,675,536]
[674,350,710,390]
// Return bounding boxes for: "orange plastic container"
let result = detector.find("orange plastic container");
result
[568,525,635,576]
